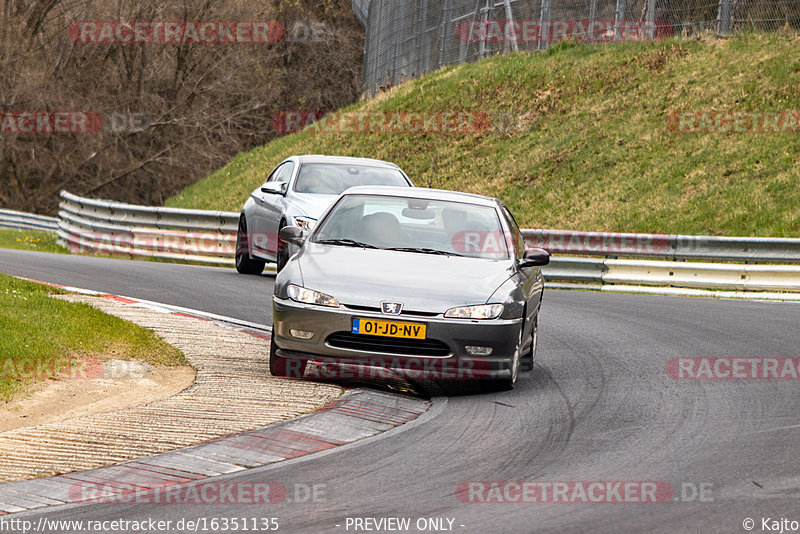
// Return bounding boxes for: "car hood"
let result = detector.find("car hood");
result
[288,194,339,219]
[296,244,514,312]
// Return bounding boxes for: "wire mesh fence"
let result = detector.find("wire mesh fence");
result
[362,0,800,95]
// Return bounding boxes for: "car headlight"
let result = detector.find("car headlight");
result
[287,284,339,308]
[444,304,504,320]
[293,217,317,231]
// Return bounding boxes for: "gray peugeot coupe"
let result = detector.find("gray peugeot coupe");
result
[270,186,549,390]
[235,155,412,274]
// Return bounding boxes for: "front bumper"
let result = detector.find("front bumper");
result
[272,296,522,380]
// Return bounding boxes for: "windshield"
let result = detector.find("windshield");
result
[292,163,409,195]
[312,194,510,259]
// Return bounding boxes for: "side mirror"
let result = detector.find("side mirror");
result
[279,225,306,247]
[261,182,287,195]
[519,248,550,268]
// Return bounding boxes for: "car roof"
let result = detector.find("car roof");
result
[291,155,402,169]
[340,186,500,208]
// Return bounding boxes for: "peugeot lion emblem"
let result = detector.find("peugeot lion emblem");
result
[381,301,403,315]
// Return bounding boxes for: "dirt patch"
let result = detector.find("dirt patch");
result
[0,365,195,433]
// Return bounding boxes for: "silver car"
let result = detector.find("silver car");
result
[270,186,550,390]
[235,155,413,274]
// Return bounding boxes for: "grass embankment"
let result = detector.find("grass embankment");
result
[0,228,216,266]
[0,274,186,401]
[167,34,800,237]
[0,229,64,254]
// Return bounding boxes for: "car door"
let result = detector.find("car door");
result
[251,162,293,256]
[500,205,542,341]
[260,161,295,258]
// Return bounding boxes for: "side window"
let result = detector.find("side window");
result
[266,161,294,183]
[500,206,525,259]
[277,161,294,183]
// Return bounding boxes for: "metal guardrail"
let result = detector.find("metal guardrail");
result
[57,191,239,265]
[522,229,800,263]
[36,191,800,294]
[522,230,800,293]
[0,209,59,232]
[541,257,800,293]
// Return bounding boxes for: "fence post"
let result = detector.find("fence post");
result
[503,0,519,52]
[717,0,732,34]
[438,0,453,65]
[645,0,657,40]
[478,0,490,59]
[416,0,429,75]
[539,0,551,50]
[615,0,628,40]
[392,1,404,84]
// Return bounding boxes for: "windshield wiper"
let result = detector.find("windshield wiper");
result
[316,238,378,249]
[384,247,464,257]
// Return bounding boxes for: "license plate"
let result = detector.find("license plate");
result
[352,318,427,339]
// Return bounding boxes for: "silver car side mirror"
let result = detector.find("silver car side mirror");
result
[261,182,287,195]
[519,248,550,268]
[279,226,306,247]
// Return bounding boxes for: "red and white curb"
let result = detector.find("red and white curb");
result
[0,279,431,515]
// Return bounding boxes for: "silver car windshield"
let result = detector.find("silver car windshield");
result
[293,164,408,195]
[312,194,511,260]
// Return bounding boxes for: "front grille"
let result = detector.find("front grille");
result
[342,304,440,318]
[326,332,451,357]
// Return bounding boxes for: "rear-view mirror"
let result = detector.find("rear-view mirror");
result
[519,248,550,268]
[261,182,287,195]
[279,225,306,247]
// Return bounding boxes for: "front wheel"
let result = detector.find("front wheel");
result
[235,216,266,275]
[520,317,538,372]
[276,221,290,272]
[481,325,523,391]
[269,335,306,378]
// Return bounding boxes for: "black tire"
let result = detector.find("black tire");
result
[481,325,523,391]
[269,335,306,378]
[235,216,265,275]
[276,220,290,272]
[520,316,538,372]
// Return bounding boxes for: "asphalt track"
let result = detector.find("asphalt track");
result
[3,249,800,534]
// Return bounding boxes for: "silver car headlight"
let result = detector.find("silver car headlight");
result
[287,284,339,308]
[293,216,317,231]
[444,304,504,320]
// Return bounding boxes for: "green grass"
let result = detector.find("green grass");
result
[0,229,64,254]
[0,228,228,267]
[0,274,186,402]
[167,34,800,237]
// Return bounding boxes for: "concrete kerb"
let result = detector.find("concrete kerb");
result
[0,280,431,515]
